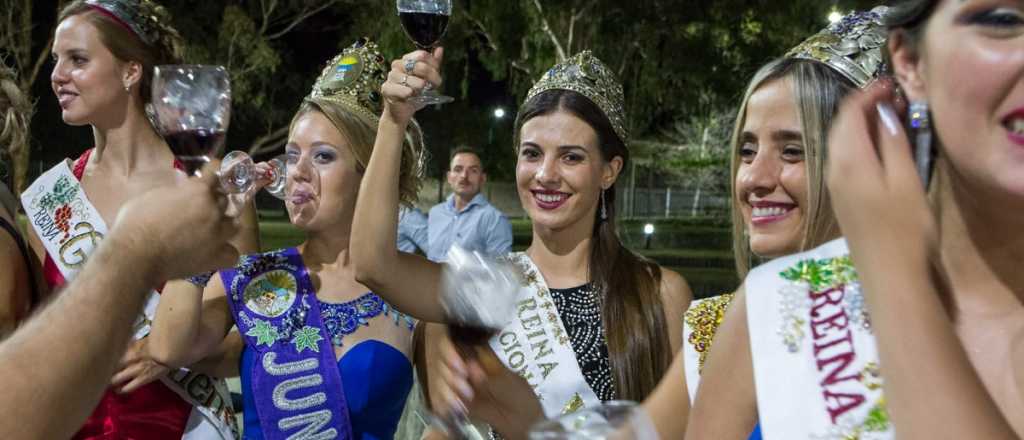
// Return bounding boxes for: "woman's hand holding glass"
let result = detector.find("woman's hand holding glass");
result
[381,48,446,125]
[431,334,543,440]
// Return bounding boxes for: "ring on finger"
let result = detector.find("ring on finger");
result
[404,58,416,74]
[400,74,409,87]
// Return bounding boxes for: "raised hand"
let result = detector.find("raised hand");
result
[826,79,936,266]
[381,48,445,125]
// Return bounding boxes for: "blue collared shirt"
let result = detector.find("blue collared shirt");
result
[397,206,429,254]
[427,193,513,262]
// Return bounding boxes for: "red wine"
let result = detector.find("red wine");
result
[164,129,225,175]
[399,12,449,50]
[448,324,498,359]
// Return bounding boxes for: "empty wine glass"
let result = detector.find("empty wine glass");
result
[397,0,454,105]
[220,151,287,200]
[529,401,658,440]
[151,65,231,176]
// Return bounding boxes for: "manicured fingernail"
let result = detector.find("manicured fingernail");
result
[456,379,474,400]
[876,102,901,137]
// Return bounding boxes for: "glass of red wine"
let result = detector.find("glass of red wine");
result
[425,245,521,439]
[397,0,454,106]
[151,65,231,177]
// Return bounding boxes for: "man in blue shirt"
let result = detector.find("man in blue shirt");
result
[397,205,429,254]
[427,147,513,262]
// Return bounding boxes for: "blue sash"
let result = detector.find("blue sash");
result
[221,248,353,440]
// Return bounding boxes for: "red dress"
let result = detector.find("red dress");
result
[43,149,192,440]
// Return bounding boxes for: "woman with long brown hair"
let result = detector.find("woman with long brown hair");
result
[351,49,691,438]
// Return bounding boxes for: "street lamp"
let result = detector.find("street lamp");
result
[643,223,655,249]
[493,107,506,119]
[828,10,843,23]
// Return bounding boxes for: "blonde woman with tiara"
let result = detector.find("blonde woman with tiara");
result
[689,0,1024,437]
[143,38,430,440]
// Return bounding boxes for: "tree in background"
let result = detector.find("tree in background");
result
[3,0,880,196]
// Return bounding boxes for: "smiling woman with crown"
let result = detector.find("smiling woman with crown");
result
[350,45,693,438]
[143,38,428,440]
[19,1,259,438]
[631,7,894,440]
[684,1,1023,437]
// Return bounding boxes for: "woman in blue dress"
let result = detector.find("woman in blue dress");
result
[143,39,425,440]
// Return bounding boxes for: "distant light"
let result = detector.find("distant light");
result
[828,11,843,23]
[493,108,506,119]
[643,223,655,235]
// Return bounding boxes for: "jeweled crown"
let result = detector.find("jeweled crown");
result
[84,0,164,47]
[307,38,388,123]
[525,51,629,146]
[786,6,890,88]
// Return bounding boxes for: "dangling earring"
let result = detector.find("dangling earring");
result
[600,189,608,221]
[908,100,933,187]
[124,83,130,94]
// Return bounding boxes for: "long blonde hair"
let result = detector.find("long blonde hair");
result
[291,99,425,206]
[729,58,856,279]
[1,64,30,197]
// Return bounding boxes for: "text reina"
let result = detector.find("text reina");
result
[808,284,867,424]
[497,297,559,387]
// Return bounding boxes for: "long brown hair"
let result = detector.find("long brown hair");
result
[729,58,856,279]
[515,89,669,401]
[59,1,184,106]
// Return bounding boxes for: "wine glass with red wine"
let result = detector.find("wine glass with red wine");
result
[397,0,454,105]
[151,65,231,176]
[425,245,521,439]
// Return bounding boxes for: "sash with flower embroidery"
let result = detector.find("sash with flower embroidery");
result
[221,247,352,440]
[746,238,893,439]
[488,252,601,418]
[22,160,238,439]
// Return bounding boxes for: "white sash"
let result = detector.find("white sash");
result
[489,253,602,419]
[22,161,238,439]
[746,238,893,439]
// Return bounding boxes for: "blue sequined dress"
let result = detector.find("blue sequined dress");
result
[239,293,415,440]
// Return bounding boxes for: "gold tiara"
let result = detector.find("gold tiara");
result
[525,51,629,146]
[307,38,387,123]
[786,6,889,88]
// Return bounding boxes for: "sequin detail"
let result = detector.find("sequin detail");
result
[272,375,327,411]
[777,255,870,352]
[185,271,214,288]
[549,284,615,402]
[262,352,319,376]
[279,410,337,437]
[320,292,416,348]
[684,293,734,372]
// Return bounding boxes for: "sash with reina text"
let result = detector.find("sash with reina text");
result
[746,238,894,439]
[489,253,601,418]
[221,248,353,440]
[22,160,237,439]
